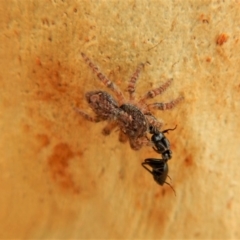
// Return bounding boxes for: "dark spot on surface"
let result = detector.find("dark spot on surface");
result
[161,188,166,197]
[226,198,233,210]
[36,134,50,149]
[48,142,79,193]
[42,18,50,26]
[32,58,75,103]
[206,57,211,62]
[154,190,164,198]
[118,168,125,180]
[184,154,194,167]
[98,167,105,177]
[216,33,229,46]
[199,14,210,24]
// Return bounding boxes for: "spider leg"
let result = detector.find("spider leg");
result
[129,138,141,150]
[74,107,101,122]
[81,53,125,104]
[129,136,150,150]
[102,121,118,135]
[127,63,144,101]
[138,78,173,103]
[118,131,128,143]
[148,95,184,111]
[145,114,163,130]
[144,135,155,147]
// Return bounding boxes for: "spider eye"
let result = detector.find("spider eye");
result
[89,95,99,103]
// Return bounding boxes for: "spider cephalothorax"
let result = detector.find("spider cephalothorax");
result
[75,53,183,150]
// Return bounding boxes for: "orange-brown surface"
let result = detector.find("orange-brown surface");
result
[1,0,240,238]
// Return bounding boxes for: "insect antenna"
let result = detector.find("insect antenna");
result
[165,181,176,196]
[163,125,177,134]
[167,175,172,181]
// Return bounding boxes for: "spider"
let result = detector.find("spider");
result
[75,53,183,150]
[142,125,177,195]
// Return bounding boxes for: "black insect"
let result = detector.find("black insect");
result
[142,125,177,195]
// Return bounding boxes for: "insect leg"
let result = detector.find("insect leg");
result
[142,162,154,175]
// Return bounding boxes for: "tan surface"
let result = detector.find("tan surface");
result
[1,0,240,238]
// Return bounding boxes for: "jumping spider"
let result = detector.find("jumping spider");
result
[75,53,183,150]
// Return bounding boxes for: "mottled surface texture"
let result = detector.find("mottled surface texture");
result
[1,0,240,239]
